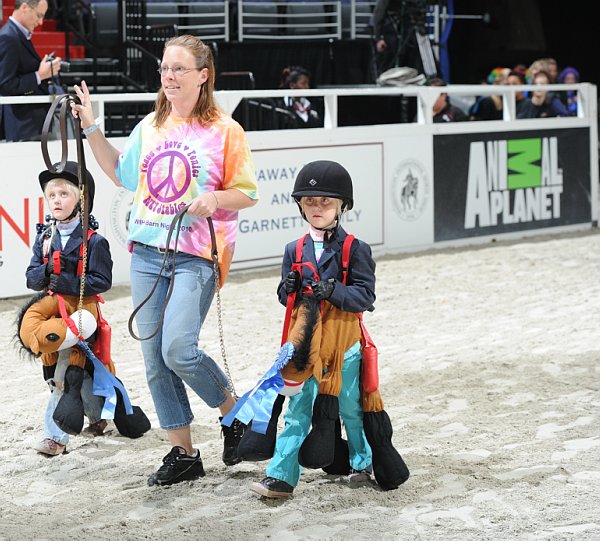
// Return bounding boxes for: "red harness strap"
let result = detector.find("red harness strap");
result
[341,234,379,393]
[53,292,85,342]
[52,250,62,274]
[93,295,112,366]
[281,234,321,346]
[45,229,95,276]
[341,234,354,286]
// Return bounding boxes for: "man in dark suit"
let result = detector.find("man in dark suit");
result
[0,0,64,141]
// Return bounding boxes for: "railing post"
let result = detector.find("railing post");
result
[323,94,337,129]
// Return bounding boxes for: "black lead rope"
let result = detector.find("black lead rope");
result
[127,207,219,341]
[40,93,91,324]
[41,93,90,236]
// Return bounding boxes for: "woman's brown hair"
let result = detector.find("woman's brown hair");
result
[153,35,219,128]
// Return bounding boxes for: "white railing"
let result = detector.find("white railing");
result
[0,83,593,129]
[351,0,376,39]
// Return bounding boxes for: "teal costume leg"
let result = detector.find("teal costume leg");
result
[265,376,318,487]
[338,341,372,471]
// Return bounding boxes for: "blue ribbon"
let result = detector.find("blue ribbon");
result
[221,342,295,434]
[77,340,134,419]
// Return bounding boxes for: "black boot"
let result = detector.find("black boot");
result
[298,394,338,469]
[363,410,410,490]
[220,417,246,466]
[236,394,285,462]
[113,380,151,439]
[322,417,351,475]
[53,365,85,435]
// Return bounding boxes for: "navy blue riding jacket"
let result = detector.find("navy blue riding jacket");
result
[277,226,376,313]
[26,223,113,297]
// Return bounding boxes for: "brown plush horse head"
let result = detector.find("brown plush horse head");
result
[16,293,114,373]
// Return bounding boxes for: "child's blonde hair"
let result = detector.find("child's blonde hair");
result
[43,178,80,200]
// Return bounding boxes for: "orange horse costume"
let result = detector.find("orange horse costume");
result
[17,292,150,439]
[227,295,410,491]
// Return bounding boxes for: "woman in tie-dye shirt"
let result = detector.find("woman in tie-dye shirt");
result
[71,35,258,487]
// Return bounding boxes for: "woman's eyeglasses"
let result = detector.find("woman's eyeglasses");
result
[157,67,200,76]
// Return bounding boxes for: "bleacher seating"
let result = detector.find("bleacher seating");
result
[238,1,343,41]
[185,2,229,41]
[352,0,376,39]
[91,1,120,54]
[285,2,340,39]
[145,2,180,28]
[0,1,382,96]
[237,1,282,39]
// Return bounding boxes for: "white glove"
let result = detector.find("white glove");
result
[279,378,305,397]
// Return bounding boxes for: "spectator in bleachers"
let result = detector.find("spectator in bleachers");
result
[468,67,510,121]
[277,65,323,129]
[525,58,551,84]
[427,77,467,123]
[506,70,528,118]
[513,63,528,78]
[0,0,65,141]
[541,57,559,83]
[517,70,569,119]
[557,66,580,116]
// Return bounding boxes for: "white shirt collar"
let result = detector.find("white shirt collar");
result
[9,16,32,40]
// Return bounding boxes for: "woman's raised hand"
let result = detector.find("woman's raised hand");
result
[71,80,96,129]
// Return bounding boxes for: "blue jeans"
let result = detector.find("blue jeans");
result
[130,243,231,430]
[266,341,372,487]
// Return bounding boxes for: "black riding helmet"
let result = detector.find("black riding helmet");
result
[39,161,95,213]
[292,161,354,220]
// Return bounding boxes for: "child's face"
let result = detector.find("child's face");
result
[301,196,341,229]
[45,180,79,222]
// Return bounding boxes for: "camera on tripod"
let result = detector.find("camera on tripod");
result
[47,51,70,73]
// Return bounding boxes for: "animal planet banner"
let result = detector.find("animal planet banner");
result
[433,128,591,241]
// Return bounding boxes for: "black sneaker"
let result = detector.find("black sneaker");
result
[220,417,246,466]
[147,446,205,487]
[250,476,294,499]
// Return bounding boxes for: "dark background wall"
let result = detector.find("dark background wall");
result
[221,0,598,89]
[447,0,597,86]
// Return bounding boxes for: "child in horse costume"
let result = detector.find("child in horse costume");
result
[18,161,149,455]
[224,160,409,498]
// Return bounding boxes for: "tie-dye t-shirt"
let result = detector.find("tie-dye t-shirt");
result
[115,111,258,285]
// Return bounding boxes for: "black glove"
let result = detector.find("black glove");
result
[284,270,302,294]
[311,278,335,301]
[45,253,65,276]
[48,272,60,291]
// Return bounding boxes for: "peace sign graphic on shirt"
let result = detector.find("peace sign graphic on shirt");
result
[147,151,192,203]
